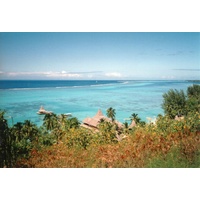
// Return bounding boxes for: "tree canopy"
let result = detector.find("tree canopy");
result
[162,84,200,118]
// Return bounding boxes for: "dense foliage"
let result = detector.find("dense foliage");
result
[162,84,200,118]
[0,84,200,168]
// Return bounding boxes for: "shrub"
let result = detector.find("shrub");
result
[187,84,200,99]
[64,128,93,150]
[186,85,200,114]
[162,84,200,119]
[162,89,186,119]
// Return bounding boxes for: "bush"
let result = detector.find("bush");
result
[0,112,36,167]
[186,84,200,114]
[162,89,186,119]
[162,84,200,119]
[64,128,93,150]
[187,84,200,99]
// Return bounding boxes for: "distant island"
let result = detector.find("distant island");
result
[187,80,200,82]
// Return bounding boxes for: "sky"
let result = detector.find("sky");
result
[0,32,199,80]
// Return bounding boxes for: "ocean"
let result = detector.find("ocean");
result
[0,80,198,126]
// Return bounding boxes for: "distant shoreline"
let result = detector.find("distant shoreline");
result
[187,80,200,82]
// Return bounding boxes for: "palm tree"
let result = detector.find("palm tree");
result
[43,113,58,131]
[12,122,24,141]
[22,120,38,141]
[65,117,80,130]
[58,114,68,130]
[122,122,129,133]
[130,113,141,124]
[106,107,116,122]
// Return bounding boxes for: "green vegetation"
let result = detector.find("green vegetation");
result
[130,113,146,126]
[162,84,200,118]
[106,107,116,122]
[130,113,141,124]
[0,84,200,168]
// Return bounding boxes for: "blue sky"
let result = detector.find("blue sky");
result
[0,32,199,80]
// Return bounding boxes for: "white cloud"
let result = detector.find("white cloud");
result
[7,72,47,76]
[43,71,53,75]
[46,72,82,78]
[1,70,124,79]
[105,72,122,77]
[4,71,82,78]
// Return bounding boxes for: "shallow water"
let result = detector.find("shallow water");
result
[0,80,198,126]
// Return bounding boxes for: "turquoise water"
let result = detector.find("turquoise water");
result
[0,80,198,126]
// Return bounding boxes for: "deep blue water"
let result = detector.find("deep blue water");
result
[0,80,199,126]
[0,80,119,89]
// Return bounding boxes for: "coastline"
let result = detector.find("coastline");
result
[0,80,199,126]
